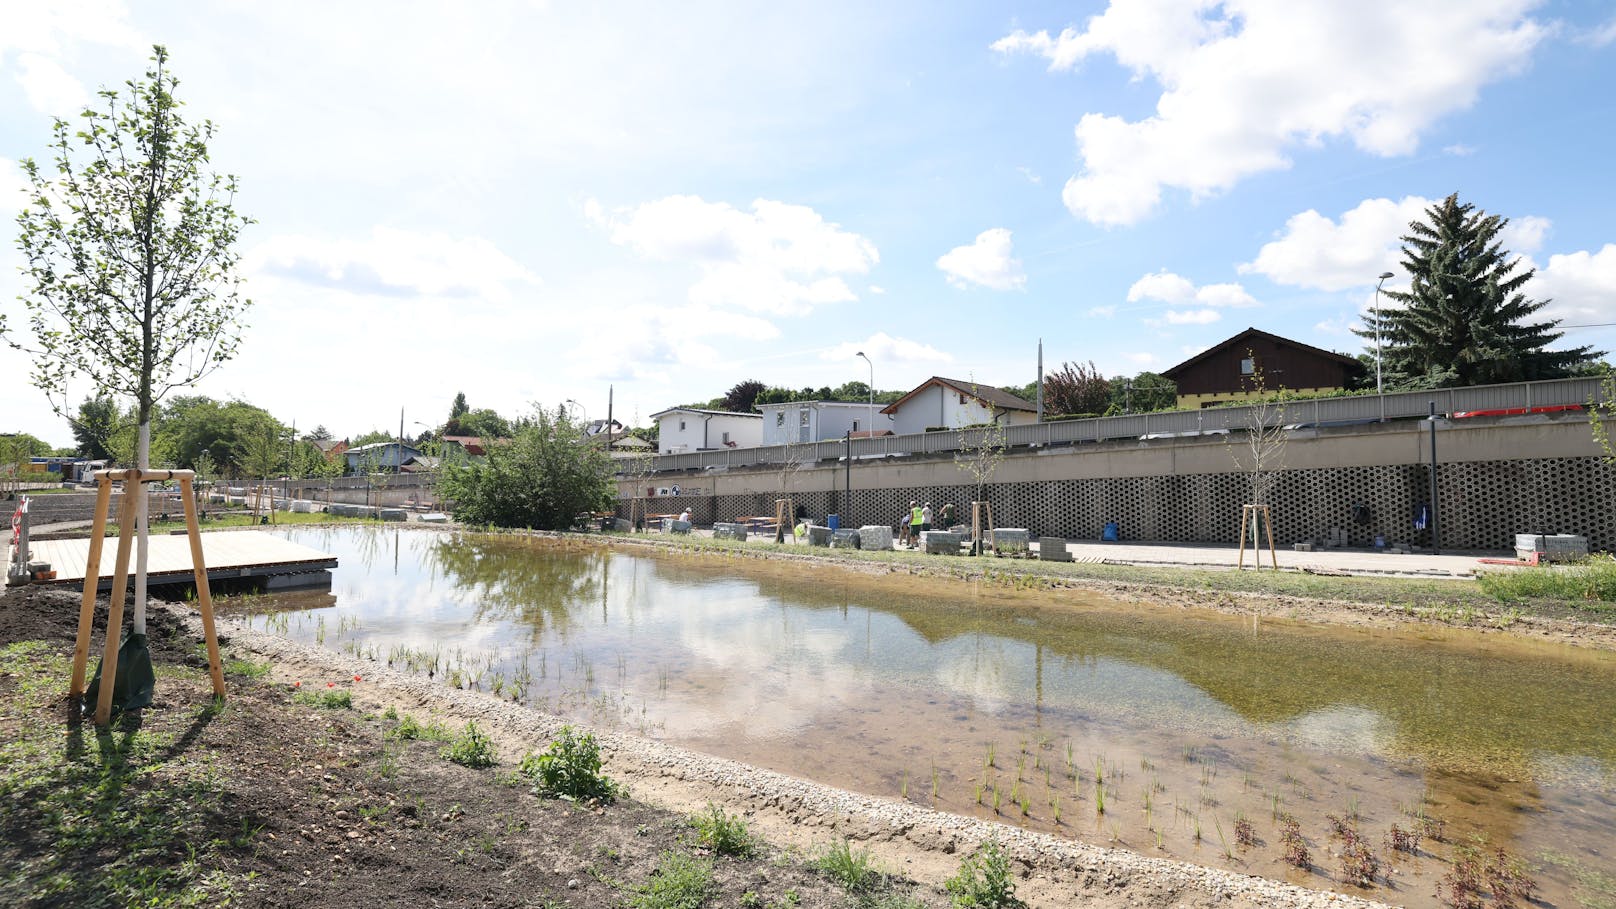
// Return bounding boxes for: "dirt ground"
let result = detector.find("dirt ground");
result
[0,584,938,908]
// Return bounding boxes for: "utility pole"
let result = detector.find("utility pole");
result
[1428,401,1441,554]
[397,406,404,475]
[844,429,852,526]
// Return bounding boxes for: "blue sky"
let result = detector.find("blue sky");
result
[3,0,1615,446]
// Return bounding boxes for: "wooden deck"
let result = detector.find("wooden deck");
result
[30,530,337,591]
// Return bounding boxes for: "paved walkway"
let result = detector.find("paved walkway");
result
[1052,539,1491,578]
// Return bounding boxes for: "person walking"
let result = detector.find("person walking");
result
[908,500,923,548]
[921,502,933,535]
[941,502,956,529]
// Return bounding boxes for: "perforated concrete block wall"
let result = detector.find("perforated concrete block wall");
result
[621,457,1616,551]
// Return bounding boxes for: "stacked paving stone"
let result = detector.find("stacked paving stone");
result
[378,508,407,522]
[1038,537,1072,561]
[830,529,861,549]
[992,528,1031,557]
[858,525,893,550]
[921,530,963,555]
[664,519,692,534]
[807,525,833,547]
[712,522,749,541]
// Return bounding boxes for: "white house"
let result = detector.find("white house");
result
[880,377,1039,435]
[651,408,763,454]
[758,400,893,446]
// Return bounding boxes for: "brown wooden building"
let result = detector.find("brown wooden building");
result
[1160,327,1362,409]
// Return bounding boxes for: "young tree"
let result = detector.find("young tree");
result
[1225,353,1290,564]
[238,422,286,521]
[7,46,251,651]
[438,405,614,529]
[772,439,812,543]
[954,393,1008,555]
[1357,193,1599,388]
[1043,360,1112,416]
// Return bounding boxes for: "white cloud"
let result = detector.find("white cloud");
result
[822,332,952,365]
[1017,166,1042,185]
[592,195,877,316]
[1244,196,1555,290]
[246,227,540,302]
[1127,270,1258,308]
[0,158,26,211]
[868,285,886,295]
[1243,196,1430,290]
[1576,17,1616,47]
[1124,352,1158,366]
[14,52,87,113]
[1160,308,1222,325]
[1,1,144,114]
[1086,304,1117,317]
[1534,245,1616,322]
[1443,143,1477,156]
[936,228,1026,291]
[995,1,1546,226]
[1501,214,1551,254]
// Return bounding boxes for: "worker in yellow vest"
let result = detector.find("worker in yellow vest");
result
[908,501,923,548]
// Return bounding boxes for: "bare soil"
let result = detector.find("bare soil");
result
[0,584,932,909]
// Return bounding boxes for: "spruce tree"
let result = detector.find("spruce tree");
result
[1357,193,1598,388]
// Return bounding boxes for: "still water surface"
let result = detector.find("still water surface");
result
[240,527,1616,907]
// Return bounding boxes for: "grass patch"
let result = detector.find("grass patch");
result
[223,656,271,679]
[0,640,239,908]
[292,688,352,709]
[385,712,452,742]
[520,725,618,801]
[1478,556,1616,609]
[812,838,881,893]
[689,803,757,857]
[945,841,1023,908]
[627,849,714,909]
[440,721,497,768]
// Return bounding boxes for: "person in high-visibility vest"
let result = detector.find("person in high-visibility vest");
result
[908,500,923,548]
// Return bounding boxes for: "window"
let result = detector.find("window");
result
[775,412,785,426]
[959,393,967,404]
[852,420,860,432]
[679,420,686,431]
[800,410,810,425]
[1240,358,1255,376]
[722,431,730,444]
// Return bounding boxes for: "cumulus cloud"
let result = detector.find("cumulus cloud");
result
[1534,245,1616,323]
[246,227,539,302]
[1576,16,1616,47]
[1127,270,1257,308]
[936,228,1026,290]
[1244,196,1555,290]
[1,1,144,114]
[994,1,1546,226]
[591,194,878,316]
[822,332,952,365]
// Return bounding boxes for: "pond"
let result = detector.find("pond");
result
[236,526,1616,908]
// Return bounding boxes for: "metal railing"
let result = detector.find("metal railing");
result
[639,376,1605,473]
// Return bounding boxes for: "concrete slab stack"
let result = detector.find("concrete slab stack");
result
[830,529,861,549]
[858,525,894,551]
[713,522,749,541]
[991,528,1031,557]
[921,530,963,555]
[807,525,833,547]
[1038,537,1072,561]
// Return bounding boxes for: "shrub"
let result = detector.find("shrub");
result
[628,850,713,909]
[520,725,618,801]
[387,713,450,742]
[440,721,497,768]
[945,841,1023,908]
[813,838,880,893]
[293,688,352,709]
[690,804,756,857]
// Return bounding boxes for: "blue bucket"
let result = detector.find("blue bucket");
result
[827,514,841,530]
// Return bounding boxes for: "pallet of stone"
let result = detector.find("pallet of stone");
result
[830,529,861,549]
[712,522,749,541]
[991,528,1031,557]
[858,525,893,551]
[807,525,833,547]
[921,530,963,555]
[378,508,407,522]
[1037,537,1072,561]
[662,518,692,534]
[1515,533,1588,563]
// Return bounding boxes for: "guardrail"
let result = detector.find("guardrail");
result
[638,376,1606,473]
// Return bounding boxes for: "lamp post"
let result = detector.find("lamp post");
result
[565,399,587,430]
[855,351,874,440]
[1373,271,1395,394]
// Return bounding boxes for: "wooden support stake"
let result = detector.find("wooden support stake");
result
[1237,504,1279,571]
[180,477,226,698]
[69,476,114,698]
[1263,504,1278,570]
[94,474,141,726]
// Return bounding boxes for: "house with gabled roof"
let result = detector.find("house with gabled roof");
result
[1161,327,1363,409]
[880,377,1038,435]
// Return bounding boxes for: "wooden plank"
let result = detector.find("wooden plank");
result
[35,531,335,585]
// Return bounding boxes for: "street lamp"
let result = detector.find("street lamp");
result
[855,351,874,440]
[564,399,587,427]
[1373,271,1395,394]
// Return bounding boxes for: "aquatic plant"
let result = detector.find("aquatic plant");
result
[1384,824,1420,854]
[1277,814,1309,870]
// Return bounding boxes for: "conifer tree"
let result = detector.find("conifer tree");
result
[1357,193,1597,388]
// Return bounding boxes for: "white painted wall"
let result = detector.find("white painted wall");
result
[759,402,888,445]
[887,386,1036,435]
[656,411,762,453]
